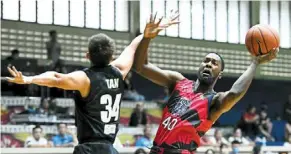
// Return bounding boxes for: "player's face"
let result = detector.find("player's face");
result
[197,53,222,85]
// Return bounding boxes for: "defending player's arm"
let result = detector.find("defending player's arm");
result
[110,34,144,80]
[133,12,184,89]
[6,66,89,94]
[209,48,279,122]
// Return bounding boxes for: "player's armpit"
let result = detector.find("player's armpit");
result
[208,92,238,122]
[138,63,185,89]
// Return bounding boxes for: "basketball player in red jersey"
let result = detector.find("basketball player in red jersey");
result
[134,13,279,154]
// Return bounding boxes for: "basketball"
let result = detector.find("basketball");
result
[245,24,280,56]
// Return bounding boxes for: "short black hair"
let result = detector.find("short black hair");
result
[231,140,241,144]
[88,33,115,67]
[206,52,225,71]
[57,123,67,128]
[11,49,19,55]
[32,125,42,132]
[49,30,57,36]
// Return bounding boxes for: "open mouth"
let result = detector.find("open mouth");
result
[202,70,211,77]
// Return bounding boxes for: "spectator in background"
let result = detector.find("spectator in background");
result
[156,88,170,105]
[135,125,152,147]
[200,136,214,146]
[37,98,51,115]
[129,103,148,127]
[134,148,147,154]
[46,30,62,71]
[6,49,19,61]
[229,140,240,154]
[256,109,274,141]
[25,126,48,148]
[239,105,259,138]
[205,149,215,154]
[123,72,145,101]
[209,129,229,147]
[51,123,77,147]
[228,128,251,145]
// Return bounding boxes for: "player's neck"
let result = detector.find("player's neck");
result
[194,79,215,94]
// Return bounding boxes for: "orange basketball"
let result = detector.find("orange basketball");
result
[245,24,280,56]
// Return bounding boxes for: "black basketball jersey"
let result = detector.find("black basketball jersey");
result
[74,65,124,144]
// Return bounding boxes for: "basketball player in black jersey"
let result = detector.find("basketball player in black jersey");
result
[5,13,179,154]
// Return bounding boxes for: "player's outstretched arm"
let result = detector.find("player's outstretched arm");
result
[110,34,144,80]
[209,48,279,122]
[133,11,184,89]
[6,66,89,92]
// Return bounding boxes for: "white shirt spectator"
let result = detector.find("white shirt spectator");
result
[209,136,229,145]
[228,136,250,145]
[25,136,48,147]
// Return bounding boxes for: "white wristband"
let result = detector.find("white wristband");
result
[24,77,33,84]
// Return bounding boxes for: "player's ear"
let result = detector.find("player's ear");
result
[218,71,223,79]
[86,52,90,59]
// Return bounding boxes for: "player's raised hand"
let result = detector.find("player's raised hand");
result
[6,66,30,84]
[254,47,279,64]
[144,10,179,39]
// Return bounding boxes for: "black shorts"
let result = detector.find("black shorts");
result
[73,142,119,154]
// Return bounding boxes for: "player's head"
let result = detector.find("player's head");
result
[197,52,224,85]
[87,33,115,67]
[49,30,57,41]
[32,125,42,140]
[57,123,67,135]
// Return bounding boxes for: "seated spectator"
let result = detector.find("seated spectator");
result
[230,140,240,154]
[37,98,50,115]
[51,123,77,147]
[228,128,251,145]
[209,129,229,147]
[123,72,145,101]
[134,148,147,154]
[135,125,152,147]
[129,103,148,127]
[25,125,48,148]
[238,105,259,138]
[6,49,19,61]
[205,149,215,154]
[156,88,170,104]
[200,136,213,146]
[256,109,274,141]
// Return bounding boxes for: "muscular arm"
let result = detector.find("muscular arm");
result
[110,35,144,80]
[209,60,259,122]
[132,37,184,89]
[25,71,89,97]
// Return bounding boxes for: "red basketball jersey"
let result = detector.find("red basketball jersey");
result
[152,79,216,153]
